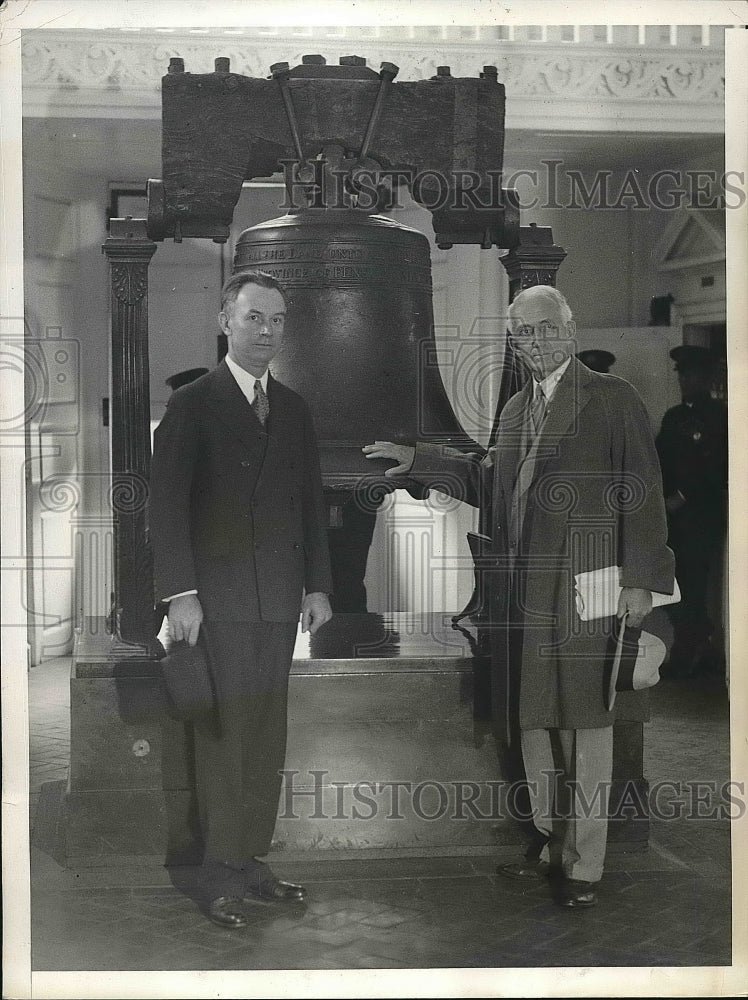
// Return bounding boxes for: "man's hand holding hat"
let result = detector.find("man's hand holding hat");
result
[168,593,204,646]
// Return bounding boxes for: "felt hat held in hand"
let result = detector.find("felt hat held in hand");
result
[160,638,215,722]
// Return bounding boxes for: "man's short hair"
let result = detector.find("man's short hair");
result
[220,270,289,314]
[508,285,573,327]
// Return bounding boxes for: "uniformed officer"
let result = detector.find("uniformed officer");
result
[655,345,727,676]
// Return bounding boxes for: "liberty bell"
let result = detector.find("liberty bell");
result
[234,203,470,481]
[149,53,520,486]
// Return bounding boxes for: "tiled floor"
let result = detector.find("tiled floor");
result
[28,658,733,971]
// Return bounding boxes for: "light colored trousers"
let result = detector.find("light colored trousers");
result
[521,726,614,883]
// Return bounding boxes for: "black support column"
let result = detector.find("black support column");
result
[102,218,159,652]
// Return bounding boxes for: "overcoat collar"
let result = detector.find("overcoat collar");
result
[536,354,595,447]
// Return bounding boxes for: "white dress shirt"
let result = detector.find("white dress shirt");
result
[163,357,269,603]
[533,355,571,406]
[225,353,269,406]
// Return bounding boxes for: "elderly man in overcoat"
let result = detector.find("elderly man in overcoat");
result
[364,285,674,907]
[150,270,333,927]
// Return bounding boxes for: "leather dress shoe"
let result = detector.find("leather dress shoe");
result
[498,859,553,881]
[555,878,598,908]
[243,871,307,903]
[207,895,249,928]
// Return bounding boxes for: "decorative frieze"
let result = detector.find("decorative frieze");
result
[22,30,725,131]
[497,53,724,102]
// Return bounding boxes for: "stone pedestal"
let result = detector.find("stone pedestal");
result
[61,613,647,863]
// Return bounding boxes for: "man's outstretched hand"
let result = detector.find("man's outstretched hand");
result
[362,441,415,476]
[301,592,333,635]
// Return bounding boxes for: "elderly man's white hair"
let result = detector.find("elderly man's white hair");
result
[507,285,573,327]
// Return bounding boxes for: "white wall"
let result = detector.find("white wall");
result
[575,326,683,433]
[22,166,113,659]
[503,149,725,330]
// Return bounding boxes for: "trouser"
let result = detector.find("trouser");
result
[161,715,203,866]
[193,620,298,886]
[667,510,723,651]
[520,726,614,883]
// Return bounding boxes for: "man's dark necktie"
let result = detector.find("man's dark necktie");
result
[252,379,269,426]
[530,381,547,434]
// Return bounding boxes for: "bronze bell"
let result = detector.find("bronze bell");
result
[233,208,469,484]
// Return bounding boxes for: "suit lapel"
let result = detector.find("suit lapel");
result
[264,374,294,454]
[203,359,268,457]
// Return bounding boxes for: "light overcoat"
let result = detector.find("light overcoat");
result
[411,357,674,738]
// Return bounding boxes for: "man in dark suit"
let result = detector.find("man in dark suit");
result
[364,286,674,908]
[150,271,333,928]
[154,368,211,633]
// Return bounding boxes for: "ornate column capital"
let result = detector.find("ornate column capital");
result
[104,217,157,258]
[500,223,567,299]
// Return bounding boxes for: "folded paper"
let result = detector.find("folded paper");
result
[574,565,680,622]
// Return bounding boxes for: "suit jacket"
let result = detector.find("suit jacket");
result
[150,360,332,623]
[410,357,675,734]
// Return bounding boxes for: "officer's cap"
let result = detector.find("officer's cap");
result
[576,349,616,373]
[165,367,209,391]
[669,346,716,373]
